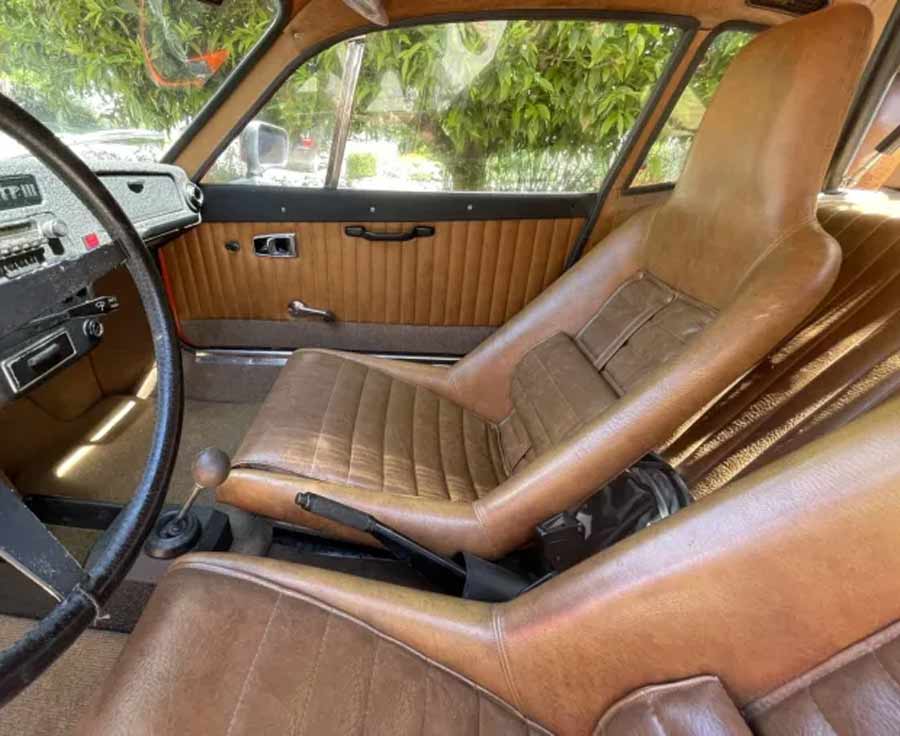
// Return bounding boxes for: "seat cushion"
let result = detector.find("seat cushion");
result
[76,556,550,736]
[234,350,506,502]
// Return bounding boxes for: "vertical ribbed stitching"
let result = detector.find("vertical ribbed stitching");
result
[310,361,346,477]
[435,395,451,500]
[804,685,841,736]
[345,367,371,484]
[379,377,393,494]
[457,406,479,502]
[417,664,432,736]
[358,637,381,736]
[531,347,582,443]
[410,385,422,497]
[225,593,281,736]
[292,612,333,736]
[870,649,900,694]
[511,373,552,451]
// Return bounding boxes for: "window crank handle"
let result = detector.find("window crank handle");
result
[288,300,336,322]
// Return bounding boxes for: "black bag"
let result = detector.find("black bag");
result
[537,453,691,572]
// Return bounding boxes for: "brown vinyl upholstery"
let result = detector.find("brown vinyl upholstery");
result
[667,190,900,496]
[217,5,870,558]
[162,218,584,327]
[596,677,752,735]
[80,392,900,735]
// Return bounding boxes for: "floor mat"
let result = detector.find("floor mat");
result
[15,398,260,505]
[0,615,126,736]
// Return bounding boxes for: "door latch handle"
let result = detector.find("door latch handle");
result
[254,232,297,257]
[288,300,336,322]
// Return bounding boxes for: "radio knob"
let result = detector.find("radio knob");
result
[41,219,68,239]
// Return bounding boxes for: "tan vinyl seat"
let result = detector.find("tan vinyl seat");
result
[217,5,870,559]
[79,386,900,736]
[666,191,900,496]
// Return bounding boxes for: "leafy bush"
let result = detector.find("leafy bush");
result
[345,152,377,181]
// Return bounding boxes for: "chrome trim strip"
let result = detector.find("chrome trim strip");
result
[189,348,459,367]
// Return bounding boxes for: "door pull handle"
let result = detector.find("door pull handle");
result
[288,300,336,322]
[344,225,435,242]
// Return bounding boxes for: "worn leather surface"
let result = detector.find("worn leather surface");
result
[83,391,900,736]
[667,191,900,496]
[219,7,867,557]
[507,332,619,463]
[76,558,549,736]
[748,621,900,735]
[161,218,584,328]
[596,677,751,736]
[235,349,505,501]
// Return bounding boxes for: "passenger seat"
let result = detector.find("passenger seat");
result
[667,190,900,495]
[217,5,872,559]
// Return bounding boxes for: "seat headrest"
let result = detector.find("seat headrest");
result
[677,4,872,218]
[647,3,873,306]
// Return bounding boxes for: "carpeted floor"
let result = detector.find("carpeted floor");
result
[0,616,126,736]
[15,397,260,505]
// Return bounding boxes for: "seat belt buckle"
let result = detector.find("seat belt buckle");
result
[536,511,586,573]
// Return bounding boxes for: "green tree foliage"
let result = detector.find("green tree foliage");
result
[260,20,685,191]
[0,0,274,134]
[0,3,749,191]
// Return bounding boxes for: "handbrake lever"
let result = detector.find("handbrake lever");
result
[296,492,467,594]
[296,493,533,601]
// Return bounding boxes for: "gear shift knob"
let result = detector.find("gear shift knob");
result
[192,447,231,489]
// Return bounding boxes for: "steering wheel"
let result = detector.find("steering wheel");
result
[0,95,182,703]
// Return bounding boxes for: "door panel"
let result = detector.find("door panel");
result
[160,188,588,354]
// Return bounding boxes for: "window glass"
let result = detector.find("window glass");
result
[205,19,685,193]
[0,0,279,164]
[204,44,349,185]
[630,29,755,188]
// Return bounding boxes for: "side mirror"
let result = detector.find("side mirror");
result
[240,121,289,179]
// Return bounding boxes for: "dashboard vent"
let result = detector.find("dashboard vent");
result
[747,0,829,14]
[184,182,204,212]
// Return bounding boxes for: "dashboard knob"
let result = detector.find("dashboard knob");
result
[41,219,68,238]
[83,319,104,339]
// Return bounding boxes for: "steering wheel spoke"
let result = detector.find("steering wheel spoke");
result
[0,478,86,602]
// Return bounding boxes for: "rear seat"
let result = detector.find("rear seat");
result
[664,189,900,496]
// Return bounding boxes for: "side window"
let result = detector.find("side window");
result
[204,45,348,186]
[205,19,686,193]
[629,29,755,188]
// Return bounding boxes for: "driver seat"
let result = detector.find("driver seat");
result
[78,394,900,735]
[216,5,869,559]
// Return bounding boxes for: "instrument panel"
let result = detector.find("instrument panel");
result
[0,157,201,400]
[0,159,200,285]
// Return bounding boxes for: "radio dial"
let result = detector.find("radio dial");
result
[41,218,68,239]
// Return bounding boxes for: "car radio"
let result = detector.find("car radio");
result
[0,214,69,280]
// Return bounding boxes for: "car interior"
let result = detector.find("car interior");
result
[1,0,900,734]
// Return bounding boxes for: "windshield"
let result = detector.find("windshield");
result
[0,0,278,163]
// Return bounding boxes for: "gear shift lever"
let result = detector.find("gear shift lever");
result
[145,448,231,559]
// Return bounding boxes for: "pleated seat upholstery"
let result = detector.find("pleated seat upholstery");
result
[234,349,506,502]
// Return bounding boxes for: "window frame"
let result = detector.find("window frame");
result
[160,0,291,166]
[193,9,701,193]
[622,20,766,195]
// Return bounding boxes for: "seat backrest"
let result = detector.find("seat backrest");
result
[461,5,872,512]
[666,191,900,496]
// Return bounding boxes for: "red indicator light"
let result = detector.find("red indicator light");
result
[83,233,100,250]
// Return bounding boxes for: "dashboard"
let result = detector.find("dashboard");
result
[0,158,201,401]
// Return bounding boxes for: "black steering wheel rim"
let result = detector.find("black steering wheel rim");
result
[0,94,183,702]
